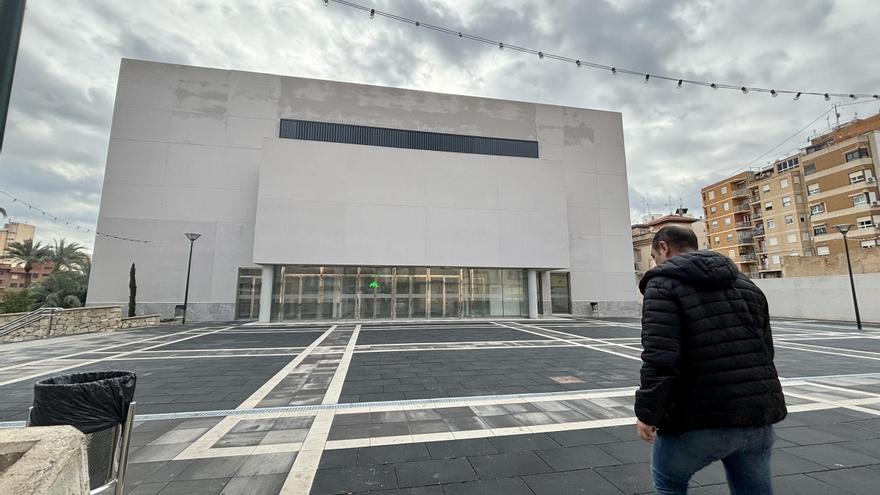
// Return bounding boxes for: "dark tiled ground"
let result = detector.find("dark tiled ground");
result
[357,327,551,345]
[311,408,880,495]
[339,347,639,403]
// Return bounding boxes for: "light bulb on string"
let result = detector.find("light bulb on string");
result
[770,90,777,97]
[677,80,683,88]
[794,92,801,101]
[824,93,831,101]
[644,74,650,83]
[740,86,748,94]
[369,8,374,18]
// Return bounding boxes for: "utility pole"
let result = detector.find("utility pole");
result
[0,0,27,154]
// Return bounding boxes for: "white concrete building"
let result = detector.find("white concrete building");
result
[87,59,637,322]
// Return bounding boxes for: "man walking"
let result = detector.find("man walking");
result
[635,225,787,494]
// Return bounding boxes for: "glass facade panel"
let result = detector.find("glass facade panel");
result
[235,268,261,320]
[261,265,539,321]
[550,273,571,314]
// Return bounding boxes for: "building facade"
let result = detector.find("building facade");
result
[702,112,880,278]
[632,212,708,280]
[803,114,880,256]
[87,59,637,322]
[0,222,36,264]
[0,262,54,291]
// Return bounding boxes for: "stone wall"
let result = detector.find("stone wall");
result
[1,306,161,343]
[120,314,161,329]
[782,248,880,277]
[0,426,89,495]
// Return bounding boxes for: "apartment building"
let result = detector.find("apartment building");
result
[702,172,756,274]
[0,222,36,264]
[632,211,709,280]
[749,157,813,277]
[803,114,880,256]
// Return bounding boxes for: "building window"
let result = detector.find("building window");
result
[724,217,732,226]
[777,157,799,172]
[782,196,792,207]
[813,224,827,236]
[780,178,789,188]
[11,274,18,279]
[279,119,540,159]
[852,194,869,207]
[727,233,734,241]
[708,190,715,200]
[784,214,794,225]
[771,255,781,265]
[817,246,830,256]
[807,183,820,196]
[764,201,773,211]
[849,170,867,184]
[767,218,776,229]
[728,249,736,258]
[714,236,721,244]
[634,249,642,262]
[810,203,825,215]
[768,237,779,247]
[762,184,771,193]
[804,163,816,175]
[845,147,870,162]
[786,233,797,243]
[711,220,718,229]
[857,216,874,229]
[862,239,879,248]
[721,186,728,195]
[723,202,730,211]
[710,206,717,214]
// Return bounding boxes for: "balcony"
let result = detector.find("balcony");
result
[736,234,754,244]
[752,211,763,220]
[753,226,765,237]
[735,221,753,229]
[732,188,750,198]
[733,204,751,213]
[749,194,761,204]
[739,253,757,262]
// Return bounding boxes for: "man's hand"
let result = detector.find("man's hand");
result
[636,420,657,443]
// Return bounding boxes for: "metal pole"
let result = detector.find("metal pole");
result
[0,0,26,154]
[841,232,862,329]
[182,239,194,324]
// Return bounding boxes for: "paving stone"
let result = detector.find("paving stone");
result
[782,443,880,469]
[594,462,655,495]
[327,424,371,441]
[319,448,359,469]
[233,452,296,476]
[396,458,478,488]
[358,444,431,465]
[128,482,168,495]
[370,422,411,437]
[536,444,622,471]
[176,456,248,481]
[599,440,653,464]
[213,431,266,448]
[332,412,372,426]
[687,484,731,495]
[129,443,191,463]
[776,425,867,446]
[274,416,314,429]
[311,465,397,494]
[479,415,523,429]
[440,477,535,495]
[547,428,619,447]
[468,451,553,478]
[371,411,409,423]
[436,407,476,418]
[366,487,444,494]
[489,433,560,453]
[228,419,277,434]
[220,474,285,494]
[523,469,625,495]
[771,473,851,494]
[426,438,499,459]
[409,420,451,434]
[444,416,488,432]
[156,478,229,495]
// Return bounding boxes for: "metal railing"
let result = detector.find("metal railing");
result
[732,188,750,198]
[733,204,751,212]
[736,221,753,228]
[0,307,60,337]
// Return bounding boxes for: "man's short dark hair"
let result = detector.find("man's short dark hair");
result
[652,225,699,252]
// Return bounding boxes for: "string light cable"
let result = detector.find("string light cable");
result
[0,189,150,244]
[324,0,879,101]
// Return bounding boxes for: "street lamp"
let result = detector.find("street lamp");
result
[182,232,201,324]
[835,224,861,330]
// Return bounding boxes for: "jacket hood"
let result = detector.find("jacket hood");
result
[639,250,740,294]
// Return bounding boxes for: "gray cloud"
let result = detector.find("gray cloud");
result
[1,0,879,252]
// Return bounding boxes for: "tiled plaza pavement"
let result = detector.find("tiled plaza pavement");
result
[3,318,880,493]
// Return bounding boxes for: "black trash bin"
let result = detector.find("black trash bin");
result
[29,371,137,495]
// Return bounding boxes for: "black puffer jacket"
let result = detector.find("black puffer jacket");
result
[636,250,786,432]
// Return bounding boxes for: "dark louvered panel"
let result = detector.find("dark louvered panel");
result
[279,119,538,158]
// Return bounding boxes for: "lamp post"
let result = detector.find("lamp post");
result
[835,224,861,330]
[182,233,201,324]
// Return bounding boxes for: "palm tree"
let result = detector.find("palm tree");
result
[49,239,90,271]
[4,239,52,287]
[0,206,6,218]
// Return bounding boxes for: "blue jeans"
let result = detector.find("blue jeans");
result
[652,425,775,495]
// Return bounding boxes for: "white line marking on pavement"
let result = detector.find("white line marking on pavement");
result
[237,325,338,410]
[323,325,360,405]
[0,326,211,373]
[0,326,232,387]
[495,322,641,362]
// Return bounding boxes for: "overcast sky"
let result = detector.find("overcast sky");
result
[1,0,879,252]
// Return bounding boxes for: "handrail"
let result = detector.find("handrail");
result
[0,307,60,337]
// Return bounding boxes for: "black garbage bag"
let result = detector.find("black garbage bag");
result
[30,371,137,434]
